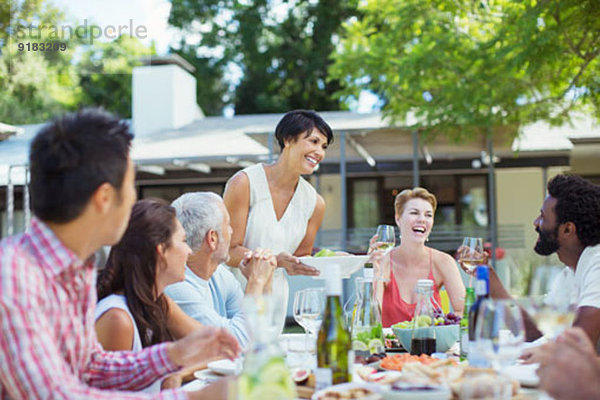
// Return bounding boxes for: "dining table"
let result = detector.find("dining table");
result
[182,333,551,399]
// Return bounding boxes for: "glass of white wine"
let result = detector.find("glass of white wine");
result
[457,237,485,286]
[292,290,308,351]
[521,266,576,339]
[301,288,326,353]
[374,224,396,252]
[474,299,525,370]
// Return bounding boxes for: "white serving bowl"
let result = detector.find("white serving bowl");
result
[299,255,369,279]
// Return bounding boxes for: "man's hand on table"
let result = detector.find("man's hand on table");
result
[167,326,241,370]
[536,327,600,400]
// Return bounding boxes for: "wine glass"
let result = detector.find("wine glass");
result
[374,224,396,252]
[300,288,326,352]
[457,237,484,286]
[520,266,576,339]
[473,299,525,370]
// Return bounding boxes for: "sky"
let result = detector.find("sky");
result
[52,0,380,114]
[54,0,176,54]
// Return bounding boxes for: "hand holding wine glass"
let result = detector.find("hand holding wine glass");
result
[457,237,486,275]
[368,225,396,254]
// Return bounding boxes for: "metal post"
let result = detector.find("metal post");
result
[487,132,498,268]
[268,131,274,164]
[315,172,322,247]
[7,166,14,237]
[412,130,420,187]
[542,166,548,198]
[24,167,30,228]
[340,131,348,252]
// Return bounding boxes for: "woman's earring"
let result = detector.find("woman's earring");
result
[426,237,430,242]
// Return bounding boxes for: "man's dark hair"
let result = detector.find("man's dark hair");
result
[29,108,134,223]
[547,174,600,247]
[274,109,333,150]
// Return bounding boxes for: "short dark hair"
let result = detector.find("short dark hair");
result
[274,109,333,150]
[547,174,600,247]
[29,108,134,223]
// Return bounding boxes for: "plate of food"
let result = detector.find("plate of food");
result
[312,382,383,400]
[300,251,368,279]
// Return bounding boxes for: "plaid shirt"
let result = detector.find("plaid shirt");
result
[0,218,188,399]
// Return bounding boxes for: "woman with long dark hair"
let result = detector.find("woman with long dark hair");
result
[95,199,203,391]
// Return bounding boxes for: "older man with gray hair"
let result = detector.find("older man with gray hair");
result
[165,192,276,347]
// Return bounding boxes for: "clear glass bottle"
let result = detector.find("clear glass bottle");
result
[316,264,352,391]
[410,279,437,355]
[238,295,295,400]
[352,263,384,358]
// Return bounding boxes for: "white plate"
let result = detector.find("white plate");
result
[206,358,242,376]
[501,363,540,387]
[312,382,383,400]
[299,255,369,279]
[386,384,451,400]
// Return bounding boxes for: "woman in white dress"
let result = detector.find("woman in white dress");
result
[223,110,333,332]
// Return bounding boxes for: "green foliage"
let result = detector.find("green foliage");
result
[77,35,154,118]
[0,0,78,124]
[0,0,156,124]
[168,0,359,115]
[330,0,600,142]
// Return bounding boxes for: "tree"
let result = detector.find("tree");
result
[168,0,359,115]
[329,0,600,142]
[0,0,78,124]
[77,35,154,118]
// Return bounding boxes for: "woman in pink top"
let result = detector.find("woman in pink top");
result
[370,187,465,327]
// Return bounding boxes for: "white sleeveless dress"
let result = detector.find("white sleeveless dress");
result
[229,163,317,333]
[95,294,162,393]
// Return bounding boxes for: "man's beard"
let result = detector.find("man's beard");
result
[534,225,560,256]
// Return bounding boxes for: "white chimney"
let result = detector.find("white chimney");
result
[132,58,203,136]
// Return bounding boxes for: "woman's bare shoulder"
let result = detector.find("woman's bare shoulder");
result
[96,308,134,331]
[224,170,250,203]
[225,170,250,192]
[95,308,135,351]
[430,248,458,269]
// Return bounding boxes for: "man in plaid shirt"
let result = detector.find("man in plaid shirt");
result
[0,109,240,399]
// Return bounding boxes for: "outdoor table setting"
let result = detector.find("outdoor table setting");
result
[181,244,570,400]
[182,330,548,399]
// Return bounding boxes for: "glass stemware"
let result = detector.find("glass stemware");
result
[520,265,576,339]
[473,299,525,370]
[457,237,485,286]
[300,288,326,352]
[375,224,396,252]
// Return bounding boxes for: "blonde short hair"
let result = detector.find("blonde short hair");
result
[394,187,437,216]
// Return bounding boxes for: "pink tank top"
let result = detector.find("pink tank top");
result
[381,248,442,327]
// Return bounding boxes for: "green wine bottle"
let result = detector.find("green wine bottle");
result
[459,287,475,361]
[316,264,352,391]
